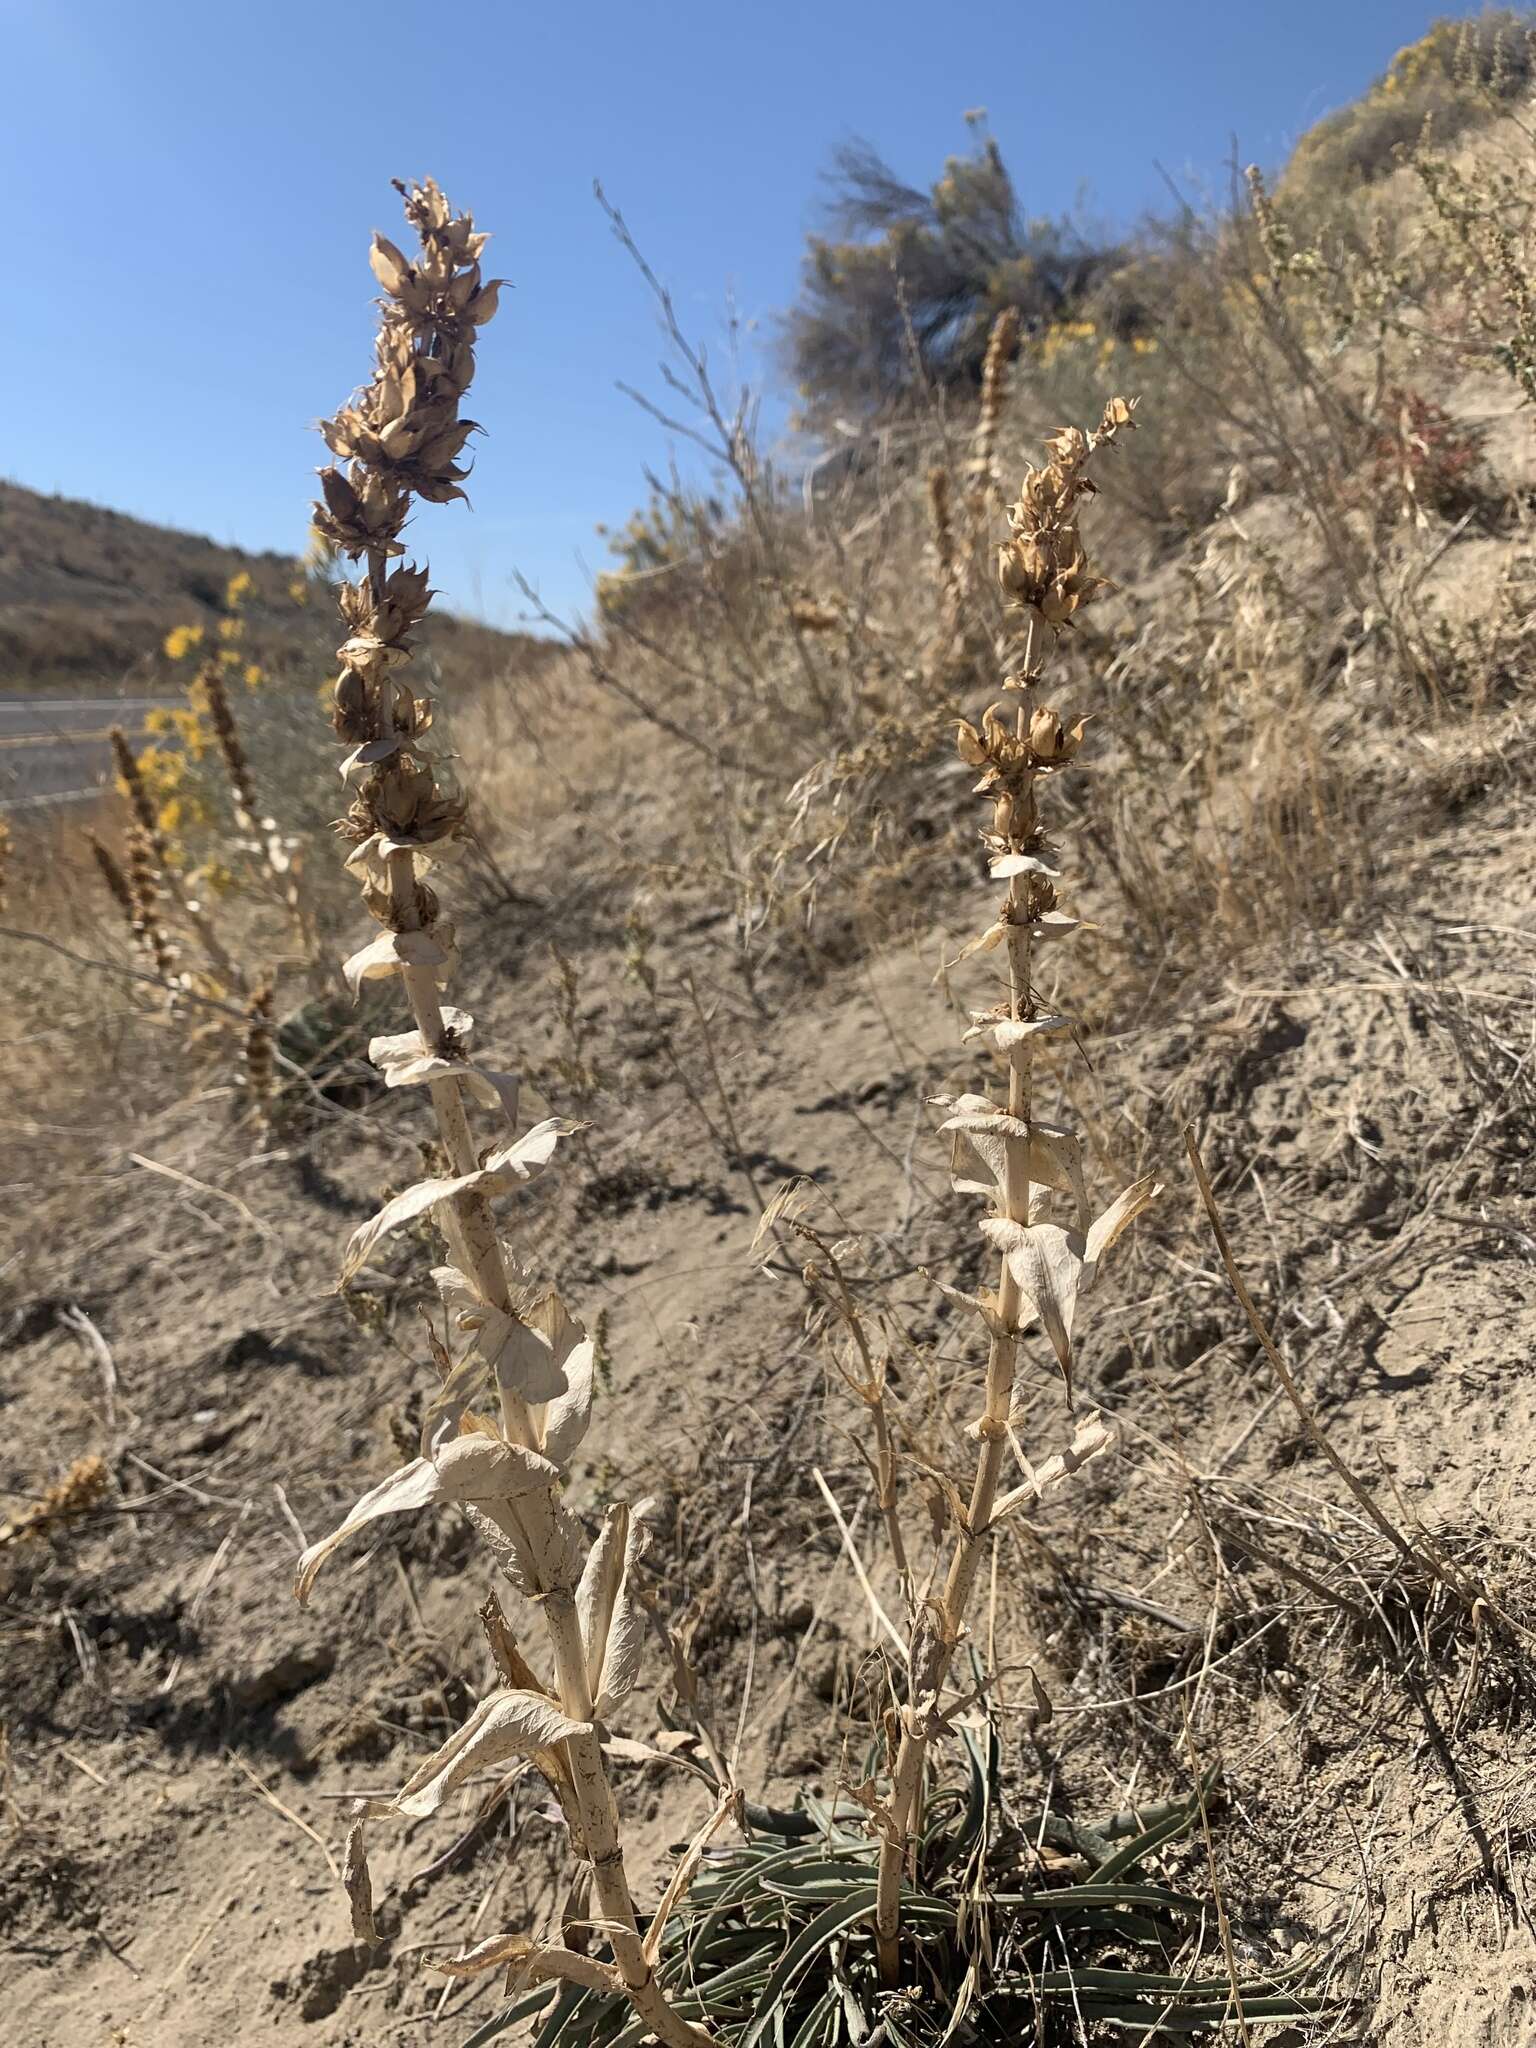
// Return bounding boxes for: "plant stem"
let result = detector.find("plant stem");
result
[362,546,707,2047]
[875,707,1034,1980]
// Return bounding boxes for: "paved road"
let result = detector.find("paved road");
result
[0,697,177,814]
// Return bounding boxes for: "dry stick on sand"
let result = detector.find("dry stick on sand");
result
[295,178,711,2047]
[872,399,1159,1983]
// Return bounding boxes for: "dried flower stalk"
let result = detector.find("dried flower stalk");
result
[969,305,1020,500]
[297,178,709,2048]
[873,398,1157,1982]
[200,659,321,973]
[109,724,241,987]
[200,661,259,820]
[927,464,964,644]
[88,832,136,929]
[125,825,177,983]
[243,978,275,1125]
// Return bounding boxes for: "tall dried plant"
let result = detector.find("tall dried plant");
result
[873,397,1158,1982]
[294,178,710,2046]
[198,657,323,977]
[124,825,178,984]
[969,305,1020,502]
[108,725,241,987]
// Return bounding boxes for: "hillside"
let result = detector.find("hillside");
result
[0,476,545,697]
[7,23,1536,2048]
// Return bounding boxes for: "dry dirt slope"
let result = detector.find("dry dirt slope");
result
[4,671,1536,2048]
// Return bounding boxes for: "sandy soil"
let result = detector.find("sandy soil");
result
[6,700,1536,2048]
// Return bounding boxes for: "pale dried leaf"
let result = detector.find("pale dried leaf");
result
[964,1013,1070,1051]
[460,1065,522,1127]
[989,851,1060,879]
[600,1735,665,1766]
[485,1118,576,1181]
[385,1688,590,1820]
[463,1501,538,1595]
[981,1177,1158,1393]
[466,1305,570,1404]
[294,1457,444,1604]
[432,1433,561,1503]
[1030,1123,1090,1227]
[640,1788,739,1967]
[339,735,403,780]
[937,1097,1086,1215]
[990,1411,1116,1525]
[926,1269,1011,1339]
[1085,1174,1161,1265]
[576,1505,629,1698]
[341,1167,486,1283]
[432,1931,535,1978]
[1029,910,1086,942]
[979,1217,1082,1387]
[341,926,448,998]
[432,1263,481,1319]
[950,920,1009,965]
[654,1728,703,1754]
[433,1933,617,1993]
[593,1508,650,1714]
[343,1821,379,1946]
[540,1338,595,1468]
[369,1006,474,1066]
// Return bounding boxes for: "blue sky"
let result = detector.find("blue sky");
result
[4,0,1496,629]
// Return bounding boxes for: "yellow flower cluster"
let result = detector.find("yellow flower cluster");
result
[1380,23,1461,97]
[192,857,238,899]
[141,568,272,862]
[1035,318,1158,370]
[164,624,203,661]
[115,740,214,851]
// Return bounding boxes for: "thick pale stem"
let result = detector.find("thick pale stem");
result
[875,693,1038,1985]
[353,546,709,2046]
[543,1594,714,2048]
